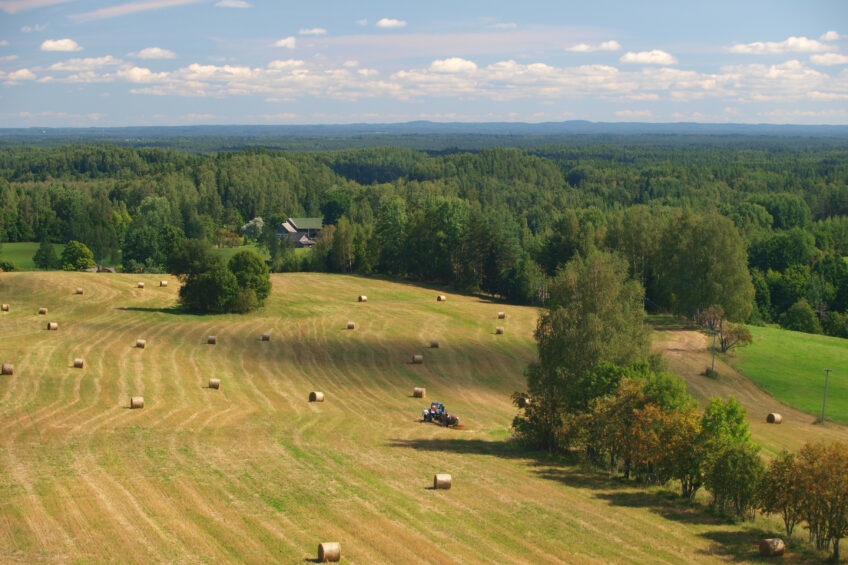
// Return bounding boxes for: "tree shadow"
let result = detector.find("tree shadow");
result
[116,306,195,316]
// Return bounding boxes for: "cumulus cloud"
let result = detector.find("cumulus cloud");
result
[20,23,47,32]
[299,28,326,36]
[272,37,296,49]
[821,31,841,41]
[429,57,478,73]
[7,68,36,80]
[620,49,676,65]
[118,66,168,83]
[566,40,621,53]
[215,0,250,7]
[40,38,82,52]
[132,47,177,59]
[376,18,406,28]
[810,53,848,66]
[267,59,304,70]
[729,36,834,54]
[49,55,122,71]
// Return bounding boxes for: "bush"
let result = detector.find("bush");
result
[780,298,822,334]
[0,259,17,272]
[704,442,764,519]
[61,241,96,271]
[33,240,61,270]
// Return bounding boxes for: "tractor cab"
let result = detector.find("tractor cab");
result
[423,401,446,422]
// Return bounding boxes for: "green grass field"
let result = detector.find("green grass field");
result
[733,325,848,425]
[0,272,845,563]
[212,243,272,262]
[0,242,66,271]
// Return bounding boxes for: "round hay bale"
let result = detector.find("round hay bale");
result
[261,333,271,341]
[136,339,147,349]
[347,321,355,330]
[159,280,168,287]
[38,307,48,315]
[430,339,439,348]
[495,326,504,335]
[434,473,452,490]
[437,295,447,302]
[412,354,424,364]
[73,358,85,369]
[47,322,59,331]
[130,396,144,409]
[767,413,783,424]
[137,282,145,289]
[208,378,220,390]
[498,311,506,319]
[207,335,217,345]
[358,295,367,302]
[309,391,325,402]
[758,538,785,557]
[1,304,9,312]
[75,288,84,295]
[1,363,13,375]
[413,387,426,398]
[317,542,341,562]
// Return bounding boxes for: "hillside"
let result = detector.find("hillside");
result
[0,272,845,563]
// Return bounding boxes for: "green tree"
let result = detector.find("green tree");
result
[33,239,61,270]
[178,264,239,313]
[228,250,271,304]
[704,442,764,519]
[61,240,96,271]
[759,451,803,538]
[780,298,822,334]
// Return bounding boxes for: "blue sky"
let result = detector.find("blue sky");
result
[0,0,846,127]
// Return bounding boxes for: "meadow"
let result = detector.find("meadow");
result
[1,272,847,563]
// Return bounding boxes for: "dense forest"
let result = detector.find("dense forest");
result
[2,139,848,335]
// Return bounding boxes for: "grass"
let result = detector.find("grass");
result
[733,325,848,424]
[0,272,843,563]
[211,243,270,262]
[0,242,65,271]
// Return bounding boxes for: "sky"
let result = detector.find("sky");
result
[0,0,846,127]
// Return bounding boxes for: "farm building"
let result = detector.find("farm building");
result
[277,217,323,248]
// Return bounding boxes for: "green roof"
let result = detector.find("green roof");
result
[289,217,323,230]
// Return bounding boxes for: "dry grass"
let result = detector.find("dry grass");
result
[0,272,844,563]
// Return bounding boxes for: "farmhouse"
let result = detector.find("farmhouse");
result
[277,217,323,248]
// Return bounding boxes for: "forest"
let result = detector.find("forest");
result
[1,138,848,335]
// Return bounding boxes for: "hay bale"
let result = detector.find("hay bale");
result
[159,280,168,287]
[434,473,452,490]
[437,295,446,302]
[412,354,424,364]
[38,307,48,315]
[207,335,217,345]
[1,363,13,375]
[496,326,504,335]
[130,396,144,409]
[208,378,220,390]
[137,282,145,289]
[75,288,84,295]
[767,413,783,424]
[358,295,367,302]
[758,538,785,557]
[261,333,271,341]
[47,322,59,331]
[413,387,426,398]
[317,542,341,562]
[73,358,85,369]
[347,321,355,330]
[1,304,8,312]
[430,339,439,348]
[309,391,325,402]
[136,339,147,349]
[498,311,506,319]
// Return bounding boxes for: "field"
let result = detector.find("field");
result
[0,242,65,271]
[1,272,847,563]
[732,326,848,425]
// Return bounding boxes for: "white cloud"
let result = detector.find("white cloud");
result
[821,31,841,41]
[0,40,8,46]
[299,28,326,36]
[620,50,676,65]
[7,68,36,80]
[615,109,653,119]
[729,36,834,54]
[343,60,359,68]
[0,55,18,62]
[70,0,204,23]
[132,47,177,59]
[118,66,168,83]
[20,23,47,32]
[356,18,367,26]
[0,0,74,14]
[376,18,406,29]
[49,55,122,71]
[272,37,296,49]
[215,0,250,7]
[430,57,477,73]
[40,38,83,52]
[267,59,304,70]
[567,40,621,53]
[810,53,848,66]
[180,113,215,120]
[492,23,517,29]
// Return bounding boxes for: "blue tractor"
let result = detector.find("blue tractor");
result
[422,401,459,427]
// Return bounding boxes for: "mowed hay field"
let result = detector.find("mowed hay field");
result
[1,272,845,564]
